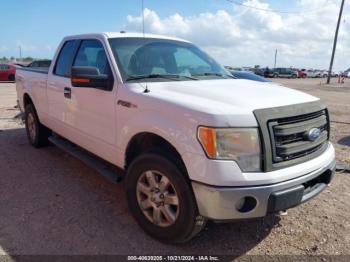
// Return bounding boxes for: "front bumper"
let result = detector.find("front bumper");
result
[191,159,336,220]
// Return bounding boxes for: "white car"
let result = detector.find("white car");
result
[321,70,329,78]
[306,69,322,78]
[16,32,336,243]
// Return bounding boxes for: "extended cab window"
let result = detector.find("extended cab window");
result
[54,40,77,77]
[73,40,111,75]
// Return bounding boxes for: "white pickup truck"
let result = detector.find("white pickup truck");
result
[16,32,336,243]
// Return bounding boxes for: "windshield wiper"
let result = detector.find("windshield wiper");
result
[193,72,235,78]
[125,74,198,82]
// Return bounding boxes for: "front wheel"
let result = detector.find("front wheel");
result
[126,153,206,243]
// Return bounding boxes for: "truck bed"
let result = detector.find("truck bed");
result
[16,67,50,113]
[17,67,49,74]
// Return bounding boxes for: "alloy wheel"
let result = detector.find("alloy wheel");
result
[136,170,180,227]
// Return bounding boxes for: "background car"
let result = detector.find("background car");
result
[0,64,16,81]
[305,69,321,78]
[253,68,266,77]
[27,60,51,68]
[331,71,340,77]
[297,69,307,78]
[321,70,329,78]
[230,70,271,82]
[292,68,307,78]
[273,68,298,78]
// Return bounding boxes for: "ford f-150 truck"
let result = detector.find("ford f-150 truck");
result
[16,32,336,243]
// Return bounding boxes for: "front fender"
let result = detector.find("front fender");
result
[117,110,205,164]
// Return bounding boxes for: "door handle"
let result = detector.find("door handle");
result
[64,87,71,99]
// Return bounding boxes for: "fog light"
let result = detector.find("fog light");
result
[235,196,257,213]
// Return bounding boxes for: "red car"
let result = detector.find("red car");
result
[298,69,307,78]
[292,68,307,78]
[0,64,16,81]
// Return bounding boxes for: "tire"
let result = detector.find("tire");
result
[25,104,51,148]
[126,153,206,243]
[8,74,15,82]
[273,74,278,78]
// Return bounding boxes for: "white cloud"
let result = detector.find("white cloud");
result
[125,0,350,71]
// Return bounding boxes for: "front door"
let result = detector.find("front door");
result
[66,39,117,160]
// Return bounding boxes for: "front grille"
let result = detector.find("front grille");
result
[253,101,330,171]
[269,110,329,163]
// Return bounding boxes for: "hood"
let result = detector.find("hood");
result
[127,79,319,127]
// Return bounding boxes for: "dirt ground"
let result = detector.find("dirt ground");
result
[0,79,349,259]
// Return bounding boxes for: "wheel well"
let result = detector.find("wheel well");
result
[23,93,33,107]
[125,132,188,176]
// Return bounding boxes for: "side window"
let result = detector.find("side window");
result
[73,40,111,75]
[54,40,77,77]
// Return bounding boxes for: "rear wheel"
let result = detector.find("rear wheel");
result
[126,153,206,243]
[25,104,51,148]
[8,74,15,82]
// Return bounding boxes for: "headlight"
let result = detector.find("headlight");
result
[198,127,261,172]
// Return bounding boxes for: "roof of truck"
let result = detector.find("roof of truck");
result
[63,32,190,43]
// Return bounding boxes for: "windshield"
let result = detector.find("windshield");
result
[108,37,231,82]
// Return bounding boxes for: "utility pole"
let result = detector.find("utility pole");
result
[327,0,345,84]
[274,49,277,68]
[18,46,22,60]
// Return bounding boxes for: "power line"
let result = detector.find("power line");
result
[225,0,332,14]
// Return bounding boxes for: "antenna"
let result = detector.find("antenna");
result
[140,0,150,93]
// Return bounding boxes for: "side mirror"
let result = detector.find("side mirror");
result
[71,66,113,90]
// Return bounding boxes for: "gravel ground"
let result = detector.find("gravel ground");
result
[0,80,349,260]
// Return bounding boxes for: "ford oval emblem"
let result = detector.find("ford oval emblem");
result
[307,128,321,141]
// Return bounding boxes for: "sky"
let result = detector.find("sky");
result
[0,0,349,71]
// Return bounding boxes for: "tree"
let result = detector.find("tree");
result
[22,57,34,62]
